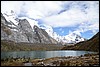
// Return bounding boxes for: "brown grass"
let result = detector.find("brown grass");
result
[1,40,63,51]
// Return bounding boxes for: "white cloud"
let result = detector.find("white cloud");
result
[1,1,99,39]
[1,1,64,19]
[2,1,98,26]
[1,1,23,15]
[42,1,99,28]
[68,20,99,38]
[42,8,87,27]
[40,1,99,38]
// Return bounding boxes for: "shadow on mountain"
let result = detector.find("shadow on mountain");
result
[61,32,99,52]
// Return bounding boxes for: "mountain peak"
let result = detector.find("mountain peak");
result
[65,32,85,44]
[3,10,16,17]
[1,11,86,45]
[1,14,58,44]
[34,25,39,29]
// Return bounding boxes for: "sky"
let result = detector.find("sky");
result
[1,1,99,39]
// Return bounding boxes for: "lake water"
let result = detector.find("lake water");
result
[1,50,95,59]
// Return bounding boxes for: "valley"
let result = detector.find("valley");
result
[1,1,99,66]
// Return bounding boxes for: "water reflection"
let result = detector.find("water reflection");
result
[1,50,94,59]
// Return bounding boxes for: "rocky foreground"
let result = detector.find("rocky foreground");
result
[1,53,99,66]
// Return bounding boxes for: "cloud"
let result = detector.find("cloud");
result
[68,20,99,38]
[2,1,98,26]
[40,1,99,38]
[41,1,99,28]
[42,8,86,27]
[1,1,99,39]
[1,1,64,18]
[1,1,23,15]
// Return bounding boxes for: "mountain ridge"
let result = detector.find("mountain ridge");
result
[62,32,99,52]
[1,12,58,44]
[39,24,86,44]
[1,11,86,45]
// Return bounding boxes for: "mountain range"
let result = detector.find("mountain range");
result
[1,10,86,45]
[1,12,57,44]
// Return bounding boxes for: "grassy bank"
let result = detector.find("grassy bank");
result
[1,40,63,51]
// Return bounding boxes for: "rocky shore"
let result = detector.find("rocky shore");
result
[1,53,99,66]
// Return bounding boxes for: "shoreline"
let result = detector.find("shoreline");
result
[1,52,99,66]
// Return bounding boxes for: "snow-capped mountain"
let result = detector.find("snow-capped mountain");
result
[39,24,86,44]
[63,33,86,43]
[52,32,86,44]
[2,10,19,32]
[1,10,58,44]
[1,10,86,45]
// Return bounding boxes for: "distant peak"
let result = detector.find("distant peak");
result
[11,10,14,13]
[3,10,15,16]
[34,25,39,29]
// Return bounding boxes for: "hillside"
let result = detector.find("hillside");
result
[62,32,99,52]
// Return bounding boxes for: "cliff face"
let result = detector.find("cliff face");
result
[1,13,58,44]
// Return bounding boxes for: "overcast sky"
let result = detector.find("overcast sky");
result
[1,1,99,39]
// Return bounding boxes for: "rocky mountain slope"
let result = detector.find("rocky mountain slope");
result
[62,32,99,52]
[1,12,58,44]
